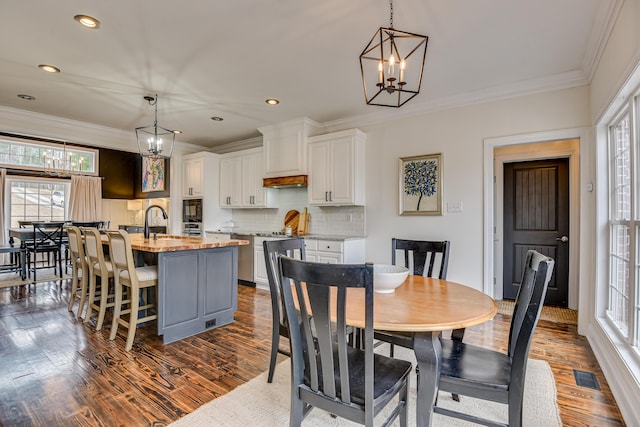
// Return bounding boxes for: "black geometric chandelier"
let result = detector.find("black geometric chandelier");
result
[135,93,175,159]
[359,0,428,107]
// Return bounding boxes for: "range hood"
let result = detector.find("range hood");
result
[263,174,308,189]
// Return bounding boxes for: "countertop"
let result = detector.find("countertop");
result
[205,230,366,241]
[114,234,250,253]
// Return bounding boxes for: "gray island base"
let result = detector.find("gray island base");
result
[124,234,247,345]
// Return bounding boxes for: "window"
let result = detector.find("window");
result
[9,179,68,227]
[0,134,98,176]
[607,99,639,350]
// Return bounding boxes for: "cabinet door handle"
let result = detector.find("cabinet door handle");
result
[325,191,328,202]
[329,191,332,201]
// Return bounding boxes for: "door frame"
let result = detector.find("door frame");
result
[483,128,587,313]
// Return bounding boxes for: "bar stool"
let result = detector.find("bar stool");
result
[65,226,89,318]
[106,230,158,352]
[81,226,115,331]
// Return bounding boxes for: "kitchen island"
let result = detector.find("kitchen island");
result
[126,234,250,344]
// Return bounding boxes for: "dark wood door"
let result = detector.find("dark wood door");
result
[503,159,569,306]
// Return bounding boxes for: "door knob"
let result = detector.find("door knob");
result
[556,235,569,243]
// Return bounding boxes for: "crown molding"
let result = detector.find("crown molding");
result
[582,0,624,82]
[323,69,589,133]
[212,136,263,154]
[0,105,203,155]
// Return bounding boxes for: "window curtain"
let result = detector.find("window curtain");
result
[69,175,102,222]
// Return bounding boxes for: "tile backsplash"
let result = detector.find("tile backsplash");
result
[230,188,365,236]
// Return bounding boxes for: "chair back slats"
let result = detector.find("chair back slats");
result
[279,257,374,409]
[392,238,450,279]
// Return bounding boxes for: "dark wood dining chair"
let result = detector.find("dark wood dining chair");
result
[433,250,555,427]
[263,237,306,383]
[375,239,464,356]
[278,256,412,426]
[25,221,65,281]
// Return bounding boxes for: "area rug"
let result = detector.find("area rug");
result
[0,268,72,289]
[497,299,578,325]
[169,347,561,427]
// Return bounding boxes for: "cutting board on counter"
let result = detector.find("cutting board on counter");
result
[282,209,300,234]
[298,208,310,235]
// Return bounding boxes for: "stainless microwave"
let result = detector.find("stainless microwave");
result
[183,198,202,223]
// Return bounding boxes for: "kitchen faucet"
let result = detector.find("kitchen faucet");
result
[144,204,168,239]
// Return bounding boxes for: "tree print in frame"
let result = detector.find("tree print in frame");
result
[399,153,443,215]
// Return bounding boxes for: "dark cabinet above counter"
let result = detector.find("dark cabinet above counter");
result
[100,147,170,199]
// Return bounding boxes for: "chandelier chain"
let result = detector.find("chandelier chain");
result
[389,0,394,28]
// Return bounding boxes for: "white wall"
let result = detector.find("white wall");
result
[358,86,591,290]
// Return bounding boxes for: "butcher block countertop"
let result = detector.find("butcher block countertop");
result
[121,234,250,253]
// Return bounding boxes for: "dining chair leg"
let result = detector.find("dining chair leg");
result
[267,326,280,383]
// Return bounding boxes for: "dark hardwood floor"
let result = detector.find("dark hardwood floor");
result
[0,278,626,426]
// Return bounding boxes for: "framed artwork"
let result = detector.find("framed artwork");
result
[142,156,165,192]
[399,153,443,216]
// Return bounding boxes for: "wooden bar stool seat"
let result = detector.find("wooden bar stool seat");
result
[106,230,158,352]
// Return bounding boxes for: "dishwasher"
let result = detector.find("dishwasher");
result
[231,233,255,286]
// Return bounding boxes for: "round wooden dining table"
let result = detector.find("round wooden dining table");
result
[343,275,498,427]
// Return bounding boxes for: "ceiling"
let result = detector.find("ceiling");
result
[0,0,615,149]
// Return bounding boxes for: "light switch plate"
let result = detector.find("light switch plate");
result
[447,201,463,213]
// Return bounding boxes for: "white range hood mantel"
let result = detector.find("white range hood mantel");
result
[258,117,323,179]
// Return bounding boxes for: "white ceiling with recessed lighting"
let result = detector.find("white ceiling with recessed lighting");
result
[0,0,617,148]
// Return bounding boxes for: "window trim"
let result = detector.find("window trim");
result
[0,134,99,176]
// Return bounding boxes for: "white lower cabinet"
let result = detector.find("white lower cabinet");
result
[254,236,366,291]
[254,236,283,290]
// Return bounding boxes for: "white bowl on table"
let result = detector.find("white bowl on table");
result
[373,264,409,294]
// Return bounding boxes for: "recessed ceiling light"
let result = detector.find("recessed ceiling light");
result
[74,14,100,29]
[211,117,224,121]
[265,98,280,105]
[172,130,183,134]
[17,94,36,101]
[38,64,61,73]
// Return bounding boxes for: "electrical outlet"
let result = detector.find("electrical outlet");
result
[447,201,463,213]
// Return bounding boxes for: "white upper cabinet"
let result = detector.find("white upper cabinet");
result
[220,148,278,208]
[219,155,242,207]
[308,129,366,206]
[258,117,321,178]
[183,155,205,198]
